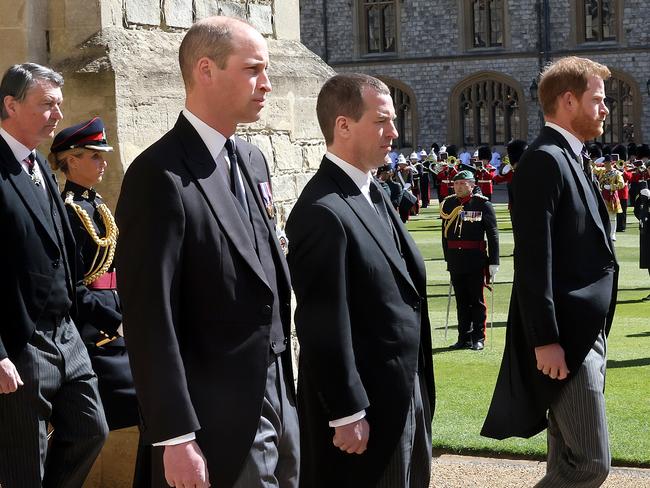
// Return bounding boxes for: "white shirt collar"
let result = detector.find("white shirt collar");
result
[0,127,33,163]
[326,151,374,205]
[545,122,584,159]
[182,108,228,162]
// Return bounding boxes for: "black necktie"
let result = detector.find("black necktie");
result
[24,152,41,186]
[580,146,593,178]
[369,182,401,253]
[224,139,248,215]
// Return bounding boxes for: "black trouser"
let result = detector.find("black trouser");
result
[617,199,627,231]
[450,270,487,344]
[420,174,430,208]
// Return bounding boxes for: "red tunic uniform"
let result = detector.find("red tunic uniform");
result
[437,165,458,199]
[476,165,496,198]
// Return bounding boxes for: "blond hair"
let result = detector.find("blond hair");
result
[538,56,611,116]
[48,147,85,173]
[179,16,254,89]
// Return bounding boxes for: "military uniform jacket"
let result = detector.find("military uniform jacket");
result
[286,157,435,488]
[440,194,499,274]
[482,126,618,440]
[635,189,650,269]
[62,180,138,430]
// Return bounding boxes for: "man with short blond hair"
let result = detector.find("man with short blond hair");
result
[116,16,299,488]
[483,56,618,487]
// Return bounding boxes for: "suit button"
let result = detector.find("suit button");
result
[262,305,272,315]
[52,259,60,269]
[413,302,420,311]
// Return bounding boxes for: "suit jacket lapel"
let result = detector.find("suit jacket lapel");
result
[545,128,613,254]
[0,138,58,246]
[236,141,291,290]
[174,115,270,288]
[322,158,417,293]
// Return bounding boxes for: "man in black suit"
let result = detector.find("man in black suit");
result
[482,56,618,487]
[286,73,435,488]
[115,16,299,488]
[0,63,108,486]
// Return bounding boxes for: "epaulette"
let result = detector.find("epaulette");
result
[473,193,489,201]
[442,194,457,203]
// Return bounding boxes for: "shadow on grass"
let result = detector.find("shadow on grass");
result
[607,357,650,368]
[617,298,650,304]
[433,321,507,331]
[626,331,650,338]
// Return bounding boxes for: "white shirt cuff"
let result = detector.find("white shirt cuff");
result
[152,432,196,446]
[328,410,366,428]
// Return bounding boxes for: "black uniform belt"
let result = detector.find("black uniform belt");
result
[449,240,486,250]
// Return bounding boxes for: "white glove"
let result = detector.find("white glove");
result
[501,164,512,175]
[489,265,499,281]
[603,184,611,190]
[641,188,650,198]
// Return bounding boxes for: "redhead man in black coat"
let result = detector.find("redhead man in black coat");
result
[287,73,435,488]
[482,57,618,487]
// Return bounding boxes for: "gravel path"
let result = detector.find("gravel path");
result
[429,455,650,487]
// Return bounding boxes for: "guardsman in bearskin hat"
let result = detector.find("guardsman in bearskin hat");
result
[476,145,496,200]
[630,143,650,205]
[635,181,650,300]
[612,144,632,232]
[49,117,147,485]
[494,139,527,213]
[440,170,499,350]
[418,148,431,208]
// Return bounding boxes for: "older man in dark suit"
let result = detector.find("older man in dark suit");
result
[482,57,618,487]
[286,73,435,488]
[116,16,298,488]
[0,63,108,486]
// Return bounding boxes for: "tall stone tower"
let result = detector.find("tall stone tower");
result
[0,1,332,485]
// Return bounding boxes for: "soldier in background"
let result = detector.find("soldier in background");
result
[611,144,631,233]
[494,139,527,214]
[440,170,499,351]
[476,145,496,200]
[634,181,650,300]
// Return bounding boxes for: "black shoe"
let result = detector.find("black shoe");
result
[643,294,650,302]
[471,341,485,351]
[449,341,473,350]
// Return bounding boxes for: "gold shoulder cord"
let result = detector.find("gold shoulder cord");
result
[64,192,119,285]
[439,197,464,238]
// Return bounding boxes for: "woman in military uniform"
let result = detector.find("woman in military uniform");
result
[49,118,147,486]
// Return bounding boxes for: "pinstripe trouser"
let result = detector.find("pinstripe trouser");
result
[376,372,432,488]
[535,333,610,488]
[231,355,300,488]
[0,317,109,488]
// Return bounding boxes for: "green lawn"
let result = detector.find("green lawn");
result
[406,203,650,466]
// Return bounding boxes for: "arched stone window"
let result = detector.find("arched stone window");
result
[471,0,504,48]
[597,72,642,144]
[452,74,525,147]
[360,0,398,55]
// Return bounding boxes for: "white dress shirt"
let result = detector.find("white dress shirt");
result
[545,122,585,160]
[324,151,371,428]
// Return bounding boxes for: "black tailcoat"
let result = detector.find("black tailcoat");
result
[0,136,77,360]
[482,126,618,439]
[286,157,435,488]
[115,114,294,487]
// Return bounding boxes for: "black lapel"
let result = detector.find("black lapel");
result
[235,139,291,290]
[0,136,58,246]
[173,114,270,288]
[321,158,417,294]
[543,127,614,255]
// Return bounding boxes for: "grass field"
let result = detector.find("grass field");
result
[406,202,650,466]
